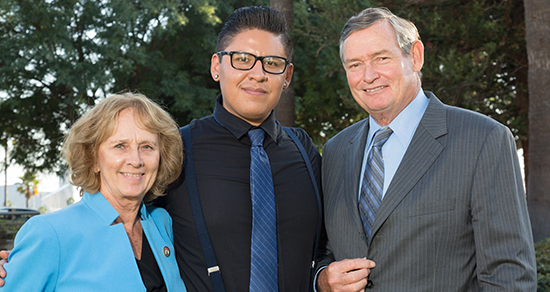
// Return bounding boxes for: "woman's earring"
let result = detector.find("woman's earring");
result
[283,82,287,89]
[214,74,219,80]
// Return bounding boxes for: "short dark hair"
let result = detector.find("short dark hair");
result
[216,6,293,60]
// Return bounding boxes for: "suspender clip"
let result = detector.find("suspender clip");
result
[207,266,220,276]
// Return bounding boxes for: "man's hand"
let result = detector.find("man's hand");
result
[317,258,375,292]
[0,250,11,286]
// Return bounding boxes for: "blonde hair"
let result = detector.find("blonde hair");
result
[63,92,183,202]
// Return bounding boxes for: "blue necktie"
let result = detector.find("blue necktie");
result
[358,127,393,243]
[248,128,278,292]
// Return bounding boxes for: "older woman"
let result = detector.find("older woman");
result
[1,93,186,291]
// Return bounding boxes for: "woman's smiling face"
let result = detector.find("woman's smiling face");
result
[96,107,160,203]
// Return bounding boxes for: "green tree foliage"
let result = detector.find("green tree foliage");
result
[393,0,528,143]
[110,0,226,123]
[0,0,529,172]
[0,0,229,173]
[535,238,550,291]
[16,171,39,208]
[293,0,375,146]
[37,205,48,214]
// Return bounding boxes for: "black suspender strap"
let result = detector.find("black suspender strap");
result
[282,127,323,283]
[180,125,226,292]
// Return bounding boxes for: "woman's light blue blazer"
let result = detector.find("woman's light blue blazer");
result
[2,192,187,292]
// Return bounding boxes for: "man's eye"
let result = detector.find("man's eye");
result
[235,54,251,62]
[264,58,283,67]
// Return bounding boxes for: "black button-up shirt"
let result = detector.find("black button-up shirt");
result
[157,95,322,291]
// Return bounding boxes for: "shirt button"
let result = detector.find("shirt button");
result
[163,246,170,257]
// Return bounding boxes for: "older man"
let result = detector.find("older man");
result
[316,7,536,291]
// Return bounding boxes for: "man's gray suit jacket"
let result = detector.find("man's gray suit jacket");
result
[319,91,537,291]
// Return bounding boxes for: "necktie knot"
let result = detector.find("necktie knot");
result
[248,128,265,147]
[373,127,393,148]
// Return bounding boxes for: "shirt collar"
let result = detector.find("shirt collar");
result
[213,94,279,143]
[368,88,429,147]
[82,191,120,225]
[82,191,149,225]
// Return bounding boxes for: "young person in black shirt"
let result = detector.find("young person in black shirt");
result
[156,6,324,292]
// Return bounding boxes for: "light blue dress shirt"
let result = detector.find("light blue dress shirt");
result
[358,89,429,200]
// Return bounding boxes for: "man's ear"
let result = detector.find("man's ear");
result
[411,40,424,72]
[284,63,294,88]
[284,63,294,89]
[211,53,220,81]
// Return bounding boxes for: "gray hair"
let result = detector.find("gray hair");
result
[339,7,420,62]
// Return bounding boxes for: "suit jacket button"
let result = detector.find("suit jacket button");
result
[163,246,170,257]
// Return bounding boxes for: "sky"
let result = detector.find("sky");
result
[0,145,60,193]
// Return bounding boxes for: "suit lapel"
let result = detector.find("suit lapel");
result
[371,92,448,238]
[343,119,370,237]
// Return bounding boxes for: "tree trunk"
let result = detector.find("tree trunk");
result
[512,0,529,188]
[26,188,31,208]
[525,0,550,242]
[3,144,7,207]
[271,0,296,127]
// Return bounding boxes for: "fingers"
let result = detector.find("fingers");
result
[331,257,375,273]
[317,258,376,292]
[0,250,10,261]
[0,250,10,282]
[0,259,6,279]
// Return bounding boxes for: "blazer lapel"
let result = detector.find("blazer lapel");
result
[371,92,448,238]
[343,119,370,237]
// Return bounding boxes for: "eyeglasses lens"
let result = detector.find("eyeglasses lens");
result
[230,52,286,74]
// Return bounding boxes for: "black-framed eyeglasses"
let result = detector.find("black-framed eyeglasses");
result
[217,51,289,75]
